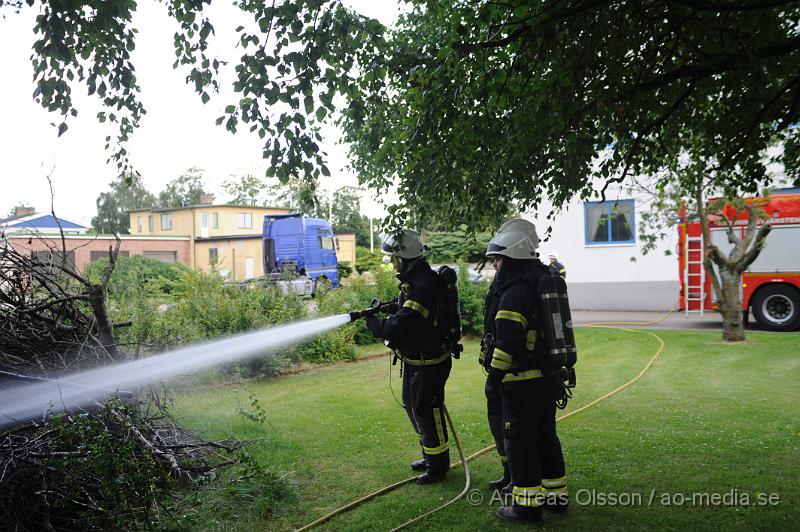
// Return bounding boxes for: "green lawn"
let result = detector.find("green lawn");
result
[168,329,800,531]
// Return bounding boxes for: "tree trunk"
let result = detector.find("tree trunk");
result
[718,268,745,342]
[87,284,123,362]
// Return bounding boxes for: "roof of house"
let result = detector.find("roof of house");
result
[128,204,293,214]
[0,213,87,230]
[0,213,32,224]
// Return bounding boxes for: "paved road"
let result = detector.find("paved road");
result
[571,310,769,331]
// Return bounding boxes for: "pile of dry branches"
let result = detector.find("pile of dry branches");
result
[0,232,239,529]
[0,233,122,375]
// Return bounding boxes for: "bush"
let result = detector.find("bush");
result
[337,262,353,279]
[457,263,490,337]
[424,229,493,263]
[298,325,357,363]
[355,246,383,273]
[110,270,308,378]
[84,255,190,298]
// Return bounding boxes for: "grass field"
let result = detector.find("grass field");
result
[168,328,800,531]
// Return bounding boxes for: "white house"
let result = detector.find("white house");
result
[527,181,679,312]
[0,207,89,235]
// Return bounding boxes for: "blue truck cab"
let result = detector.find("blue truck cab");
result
[262,214,339,292]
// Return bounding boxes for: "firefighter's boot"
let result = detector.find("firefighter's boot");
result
[489,461,511,491]
[410,458,426,472]
[416,469,447,485]
[496,505,542,524]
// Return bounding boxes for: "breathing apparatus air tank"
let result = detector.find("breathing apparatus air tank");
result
[536,274,577,406]
[437,265,463,358]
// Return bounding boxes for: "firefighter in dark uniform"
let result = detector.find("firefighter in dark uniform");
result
[548,252,566,279]
[365,229,452,484]
[482,219,568,523]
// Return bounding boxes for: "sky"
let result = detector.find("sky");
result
[0,1,400,227]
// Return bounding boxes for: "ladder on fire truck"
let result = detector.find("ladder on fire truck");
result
[684,235,705,317]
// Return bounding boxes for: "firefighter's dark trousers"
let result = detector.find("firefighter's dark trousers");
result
[502,384,567,516]
[402,357,452,472]
[485,376,507,462]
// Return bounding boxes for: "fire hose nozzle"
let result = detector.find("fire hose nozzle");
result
[349,298,398,322]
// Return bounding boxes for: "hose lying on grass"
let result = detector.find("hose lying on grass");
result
[298,309,674,531]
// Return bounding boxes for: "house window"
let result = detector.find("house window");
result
[136,216,142,233]
[143,251,177,263]
[161,213,173,231]
[212,212,219,229]
[147,215,153,232]
[237,212,253,229]
[584,200,635,245]
[209,247,218,265]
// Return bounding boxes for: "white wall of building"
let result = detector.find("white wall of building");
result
[526,184,680,311]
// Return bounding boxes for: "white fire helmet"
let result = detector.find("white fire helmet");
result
[486,218,539,260]
[381,229,425,259]
[549,252,559,260]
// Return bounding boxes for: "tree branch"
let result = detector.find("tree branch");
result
[628,34,800,94]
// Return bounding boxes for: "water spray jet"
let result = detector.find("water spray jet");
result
[0,314,353,428]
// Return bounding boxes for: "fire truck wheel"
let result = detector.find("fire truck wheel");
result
[751,285,800,332]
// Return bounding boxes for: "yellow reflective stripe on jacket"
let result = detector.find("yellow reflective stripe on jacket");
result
[526,330,537,350]
[502,369,543,383]
[423,441,450,455]
[399,352,450,366]
[490,348,513,371]
[402,299,430,318]
[496,310,527,328]
[492,348,512,363]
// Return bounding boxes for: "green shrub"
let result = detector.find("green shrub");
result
[337,262,353,279]
[110,270,308,378]
[424,229,493,263]
[85,255,190,298]
[299,325,357,363]
[457,263,490,337]
[355,246,383,273]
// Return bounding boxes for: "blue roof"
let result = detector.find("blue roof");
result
[6,214,87,230]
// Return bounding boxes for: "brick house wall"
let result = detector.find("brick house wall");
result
[5,235,191,273]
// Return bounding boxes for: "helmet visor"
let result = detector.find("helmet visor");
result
[380,241,396,255]
[486,242,507,256]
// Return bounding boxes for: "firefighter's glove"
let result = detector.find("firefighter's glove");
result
[364,315,383,338]
[487,370,503,387]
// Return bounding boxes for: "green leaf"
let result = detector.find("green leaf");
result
[57,122,68,137]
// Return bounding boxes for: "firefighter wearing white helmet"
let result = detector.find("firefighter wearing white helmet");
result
[366,229,452,484]
[548,252,566,279]
[480,219,568,523]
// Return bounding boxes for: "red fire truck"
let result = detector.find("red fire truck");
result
[678,191,800,331]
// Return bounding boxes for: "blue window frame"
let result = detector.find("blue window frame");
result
[584,199,636,245]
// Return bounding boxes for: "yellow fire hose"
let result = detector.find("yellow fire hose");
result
[297,309,674,531]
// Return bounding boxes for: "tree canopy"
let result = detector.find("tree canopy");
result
[92,176,155,234]
[157,167,206,208]
[222,173,267,205]
[8,0,800,230]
